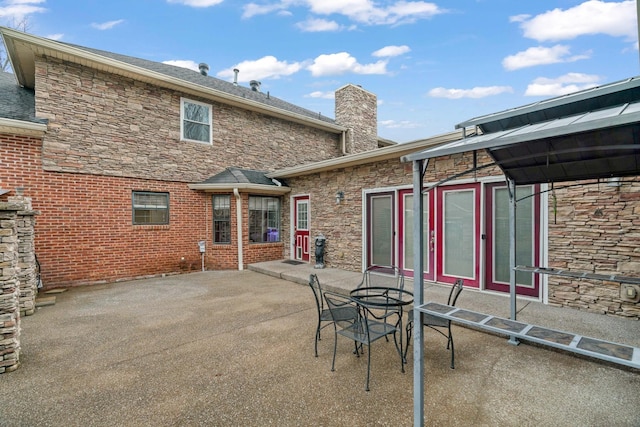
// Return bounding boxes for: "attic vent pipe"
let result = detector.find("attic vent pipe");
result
[233,68,239,86]
[250,80,261,92]
[199,63,209,76]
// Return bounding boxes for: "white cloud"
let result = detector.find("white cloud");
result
[217,55,302,81]
[305,91,335,99]
[379,119,422,129]
[514,0,637,42]
[428,86,513,99]
[243,0,446,25]
[372,45,410,57]
[162,59,200,72]
[502,45,590,71]
[307,52,388,76]
[296,18,341,32]
[524,73,602,96]
[0,0,46,21]
[46,33,63,40]
[91,19,124,30]
[242,1,289,18]
[167,0,224,7]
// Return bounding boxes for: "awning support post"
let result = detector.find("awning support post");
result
[413,158,426,427]
[507,177,520,345]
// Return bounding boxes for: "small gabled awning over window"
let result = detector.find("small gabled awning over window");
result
[188,167,291,195]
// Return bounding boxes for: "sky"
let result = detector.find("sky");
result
[1,0,639,143]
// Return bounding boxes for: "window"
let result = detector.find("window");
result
[213,195,231,243]
[181,98,212,143]
[132,192,169,225]
[249,196,280,243]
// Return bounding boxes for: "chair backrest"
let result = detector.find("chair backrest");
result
[357,265,405,290]
[308,274,324,314]
[447,279,464,307]
[323,291,360,329]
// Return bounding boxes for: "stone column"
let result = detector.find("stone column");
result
[8,196,38,316]
[0,202,22,373]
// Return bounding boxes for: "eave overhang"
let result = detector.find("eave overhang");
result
[1,27,346,134]
[188,182,291,195]
[268,130,464,178]
[0,117,47,137]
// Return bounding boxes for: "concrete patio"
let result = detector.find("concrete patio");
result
[1,266,639,426]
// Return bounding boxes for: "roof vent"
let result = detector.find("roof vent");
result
[233,68,239,86]
[250,80,261,92]
[198,63,209,76]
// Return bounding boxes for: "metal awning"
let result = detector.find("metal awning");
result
[407,75,640,427]
[402,101,640,185]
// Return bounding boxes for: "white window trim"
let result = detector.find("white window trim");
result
[180,97,212,144]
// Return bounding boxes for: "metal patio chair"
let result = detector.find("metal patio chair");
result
[356,264,405,291]
[404,279,464,369]
[308,274,357,357]
[324,291,402,391]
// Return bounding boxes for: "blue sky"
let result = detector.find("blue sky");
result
[1,0,639,143]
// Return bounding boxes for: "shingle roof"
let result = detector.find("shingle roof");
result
[200,167,286,187]
[0,71,46,124]
[62,43,335,125]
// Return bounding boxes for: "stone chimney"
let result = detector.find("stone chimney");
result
[334,84,378,154]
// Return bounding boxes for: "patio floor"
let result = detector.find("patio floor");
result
[1,268,639,426]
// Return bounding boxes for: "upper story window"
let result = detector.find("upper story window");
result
[213,195,231,244]
[181,98,212,144]
[132,191,169,225]
[249,196,280,243]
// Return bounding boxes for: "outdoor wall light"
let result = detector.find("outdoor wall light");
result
[336,191,344,204]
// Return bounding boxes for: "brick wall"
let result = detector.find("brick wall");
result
[35,57,342,182]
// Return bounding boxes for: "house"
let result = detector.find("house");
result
[1,27,639,321]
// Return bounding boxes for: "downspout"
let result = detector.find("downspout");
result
[341,130,347,155]
[234,188,243,271]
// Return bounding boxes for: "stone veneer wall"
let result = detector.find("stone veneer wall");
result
[0,202,22,373]
[286,151,640,319]
[547,178,640,318]
[335,84,378,154]
[9,196,38,316]
[35,57,342,183]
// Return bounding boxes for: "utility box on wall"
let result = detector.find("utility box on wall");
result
[620,284,640,303]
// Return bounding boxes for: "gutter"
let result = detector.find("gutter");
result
[233,188,243,271]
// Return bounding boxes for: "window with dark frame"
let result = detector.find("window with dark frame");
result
[248,196,280,243]
[132,191,169,225]
[213,195,231,244]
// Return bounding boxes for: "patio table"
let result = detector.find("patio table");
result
[350,286,414,369]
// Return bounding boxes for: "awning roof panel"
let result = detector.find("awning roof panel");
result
[403,100,640,185]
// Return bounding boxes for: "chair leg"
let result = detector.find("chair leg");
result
[365,343,371,392]
[331,330,337,372]
[314,322,321,357]
[448,326,455,369]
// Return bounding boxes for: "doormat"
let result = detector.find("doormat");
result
[282,260,305,265]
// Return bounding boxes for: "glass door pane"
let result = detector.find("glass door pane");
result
[369,194,393,267]
[443,189,474,278]
[403,193,430,274]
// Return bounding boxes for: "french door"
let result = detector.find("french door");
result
[485,183,540,296]
[435,183,482,287]
[399,189,434,280]
[366,192,395,268]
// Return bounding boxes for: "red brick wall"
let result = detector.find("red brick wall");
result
[1,133,214,287]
